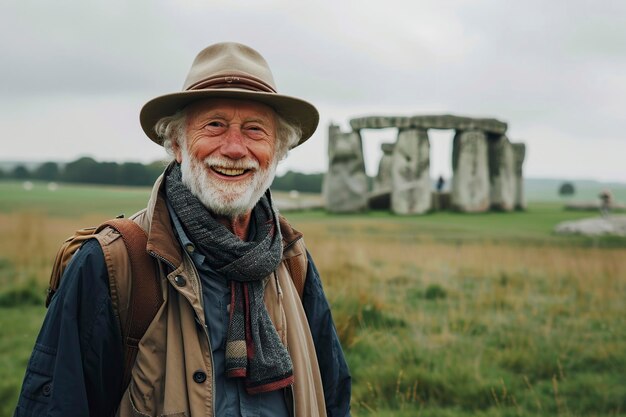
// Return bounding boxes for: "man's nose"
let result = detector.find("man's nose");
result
[221,127,247,159]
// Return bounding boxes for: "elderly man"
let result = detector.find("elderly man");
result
[14,43,351,417]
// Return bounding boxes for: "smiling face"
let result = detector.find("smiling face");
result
[172,99,279,217]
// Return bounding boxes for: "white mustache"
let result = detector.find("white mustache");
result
[203,156,260,171]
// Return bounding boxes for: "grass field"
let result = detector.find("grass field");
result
[1,181,625,416]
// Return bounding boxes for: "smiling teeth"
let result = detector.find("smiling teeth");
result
[214,167,246,176]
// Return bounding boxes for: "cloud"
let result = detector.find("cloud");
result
[1,0,625,181]
[0,1,185,95]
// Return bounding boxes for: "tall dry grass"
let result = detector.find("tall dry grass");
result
[295,219,626,416]
[299,219,625,308]
[1,213,625,415]
[0,212,105,289]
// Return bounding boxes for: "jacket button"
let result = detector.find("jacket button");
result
[42,383,52,396]
[193,370,207,384]
[174,275,186,287]
[185,243,195,253]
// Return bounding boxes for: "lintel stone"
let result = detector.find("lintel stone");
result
[350,114,507,135]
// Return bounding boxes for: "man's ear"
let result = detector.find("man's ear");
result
[172,138,183,163]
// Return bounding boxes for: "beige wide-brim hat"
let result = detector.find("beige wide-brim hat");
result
[140,42,319,148]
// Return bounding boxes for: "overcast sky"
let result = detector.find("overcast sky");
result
[1,0,625,181]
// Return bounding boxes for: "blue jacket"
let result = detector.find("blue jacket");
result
[14,238,351,416]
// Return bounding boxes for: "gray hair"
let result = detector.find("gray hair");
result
[154,111,187,158]
[154,108,302,162]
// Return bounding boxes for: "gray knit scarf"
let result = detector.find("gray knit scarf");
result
[165,163,294,394]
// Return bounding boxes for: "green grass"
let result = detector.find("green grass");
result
[286,204,625,248]
[0,180,619,245]
[1,181,626,416]
[326,256,626,416]
[0,306,47,417]
[0,180,151,218]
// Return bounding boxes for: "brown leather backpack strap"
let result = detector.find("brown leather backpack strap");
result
[283,240,308,299]
[97,219,163,391]
[278,216,307,299]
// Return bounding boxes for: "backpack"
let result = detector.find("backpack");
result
[46,217,162,391]
[46,215,308,392]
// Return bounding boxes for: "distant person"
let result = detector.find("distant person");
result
[14,42,351,417]
[436,175,445,192]
[599,189,612,218]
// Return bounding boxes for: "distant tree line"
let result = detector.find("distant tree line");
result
[0,157,166,186]
[0,157,326,192]
[272,171,324,193]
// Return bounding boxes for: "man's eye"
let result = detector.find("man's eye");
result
[207,121,224,128]
[246,125,265,133]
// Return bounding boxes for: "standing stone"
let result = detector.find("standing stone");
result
[488,135,516,211]
[373,143,394,192]
[391,128,431,214]
[324,124,368,212]
[512,143,526,210]
[451,130,490,212]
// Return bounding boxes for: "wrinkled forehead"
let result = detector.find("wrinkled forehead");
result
[183,98,278,122]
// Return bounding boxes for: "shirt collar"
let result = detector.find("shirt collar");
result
[166,199,206,265]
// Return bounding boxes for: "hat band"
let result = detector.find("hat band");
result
[186,74,276,93]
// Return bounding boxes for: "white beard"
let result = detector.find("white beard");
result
[179,147,278,217]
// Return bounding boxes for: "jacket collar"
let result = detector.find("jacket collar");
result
[145,169,184,269]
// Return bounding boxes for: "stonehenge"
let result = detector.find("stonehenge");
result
[324,115,526,214]
[512,143,526,210]
[323,124,369,213]
[373,143,394,192]
[350,115,508,135]
[451,130,490,212]
[391,128,431,214]
[487,135,517,211]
